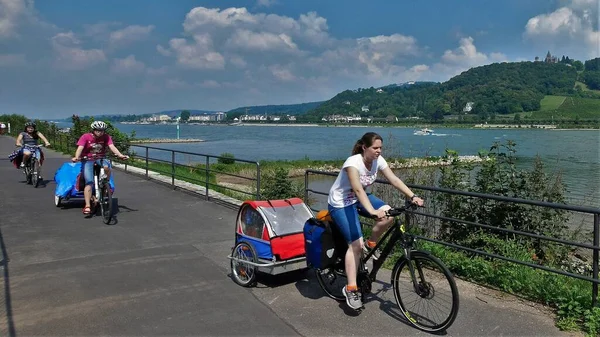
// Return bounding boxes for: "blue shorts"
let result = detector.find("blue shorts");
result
[81,159,111,186]
[328,194,387,244]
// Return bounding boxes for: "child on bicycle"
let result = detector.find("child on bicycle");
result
[327,132,423,310]
[72,121,129,215]
[15,121,51,171]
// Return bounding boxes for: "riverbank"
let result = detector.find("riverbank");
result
[130,138,204,143]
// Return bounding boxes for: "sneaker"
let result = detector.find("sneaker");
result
[363,244,381,260]
[342,286,363,310]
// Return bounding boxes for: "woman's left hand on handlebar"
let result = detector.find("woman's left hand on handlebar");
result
[411,196,424,207]
[118,155,129,160]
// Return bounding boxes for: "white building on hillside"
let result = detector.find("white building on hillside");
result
[463,102,475,113]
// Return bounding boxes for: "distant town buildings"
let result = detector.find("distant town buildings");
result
[239,114,296,122]
[140,111,226,123]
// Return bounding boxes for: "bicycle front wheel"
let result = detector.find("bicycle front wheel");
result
[32,159,40,188]
[391,251,459,333]
[100,183,113,224]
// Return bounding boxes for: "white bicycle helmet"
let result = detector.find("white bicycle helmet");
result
[91,121,108,130]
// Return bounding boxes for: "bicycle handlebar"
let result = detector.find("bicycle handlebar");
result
[72,155,129,162]
[367,200,420,219]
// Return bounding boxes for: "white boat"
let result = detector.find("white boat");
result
[413,128,434,135]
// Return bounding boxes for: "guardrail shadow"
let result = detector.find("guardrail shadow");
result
[0,227,16,337]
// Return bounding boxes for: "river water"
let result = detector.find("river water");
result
[56,122,599,208]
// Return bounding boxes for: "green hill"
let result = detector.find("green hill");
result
[227,101,324,117]
[304,61,585,122]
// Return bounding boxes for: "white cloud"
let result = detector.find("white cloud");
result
[156,44,171,56]
[51,32,106,70]
[200,79,220,88]
[269,64,296,81]
[183,7,257,31]
[226,30,298,51]
[146,66,168,76]
[524,0,599,57]
[257,0,277,7]
[109,24,154,47]
[229,54,247,68]
[111,55,145,75]
[442,37,490,65]
[167,36,225,69]
[0,0,27,38]
[0,53,25,66]
[525,7,583,36]
[421,37,508,80]
[166,78,188,89]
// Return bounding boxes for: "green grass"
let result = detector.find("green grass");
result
[539,95,567,111]
[532,96,600,120]
[575,81,600,94]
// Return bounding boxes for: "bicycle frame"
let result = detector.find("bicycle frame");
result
[362,209,418,288]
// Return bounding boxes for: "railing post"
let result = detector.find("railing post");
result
[256,162,261,200]
[304,170,309,202]
[145,147,149,178]
[593,213,599,307]
[205,156,210,200]
[171,151,175,188]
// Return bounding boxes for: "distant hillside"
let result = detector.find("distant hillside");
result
[227,101,324,117]
[304,61,581,121]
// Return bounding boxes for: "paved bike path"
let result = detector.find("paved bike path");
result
[0,135,581,336]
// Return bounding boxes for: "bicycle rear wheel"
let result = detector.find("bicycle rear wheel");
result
[315,263,347,301]
[391,251,459,333]
[100,183,113,224]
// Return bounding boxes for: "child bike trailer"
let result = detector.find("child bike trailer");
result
[228,198,313,287]
[53,161,115,207]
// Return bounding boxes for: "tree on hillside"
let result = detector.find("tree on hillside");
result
[180,110,190,122]
[585,58,600,71]
[572,60,584,71]
[583,71,600,90]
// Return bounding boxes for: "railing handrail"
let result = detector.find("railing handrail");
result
[305,169,600,215]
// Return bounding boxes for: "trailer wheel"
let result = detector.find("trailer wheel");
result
[230,242,258,287]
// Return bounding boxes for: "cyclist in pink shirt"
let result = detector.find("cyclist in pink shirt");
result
[72,121,128,215]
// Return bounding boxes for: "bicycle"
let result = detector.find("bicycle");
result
[314,201,459,333]
[72,156,119,224]
[19,144,45,188]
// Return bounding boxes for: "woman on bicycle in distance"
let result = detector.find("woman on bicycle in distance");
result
[72,121,128,215]
[15,122,51,169]
[327,132,424,310]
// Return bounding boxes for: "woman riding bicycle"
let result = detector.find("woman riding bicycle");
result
[15,121,51,171]
[327,132,423,310]
[72,121,129,215]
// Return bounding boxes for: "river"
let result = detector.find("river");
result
[55,122,599,208]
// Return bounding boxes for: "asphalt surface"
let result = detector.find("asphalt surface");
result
[0,135,581,336]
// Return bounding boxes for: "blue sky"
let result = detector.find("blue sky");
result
[0,0,598,119]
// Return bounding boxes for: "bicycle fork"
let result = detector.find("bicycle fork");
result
[94,167,106,201]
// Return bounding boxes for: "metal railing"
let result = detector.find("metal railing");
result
[304,169,600,306]
[124,143,261,202]
[47,132,262,203]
